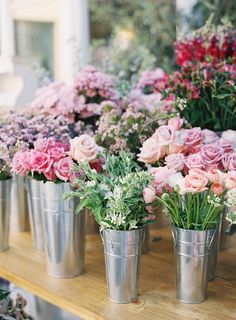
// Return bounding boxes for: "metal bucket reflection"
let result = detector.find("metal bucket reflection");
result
[101,228,143,304]
[208,223,221,281]
[41,182,86,278]
[11,174,30,232]
[26,178,44,250]
[0,179,11,251]
[172,226,216,304]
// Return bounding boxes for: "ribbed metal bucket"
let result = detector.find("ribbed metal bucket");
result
[172,226,216,304]
[0,179,12,251]
[101,228,143,304]
[26,178,44,250]
[208,223,221,281]
[41,182,86,278]
[10,174,30,232]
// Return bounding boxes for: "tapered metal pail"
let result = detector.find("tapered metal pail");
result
[26,178,44,250]
[41,182,86,277]
[11,174,30,232]
[172,226,216,304]
[101,228,143,304]
[0,179,11,251]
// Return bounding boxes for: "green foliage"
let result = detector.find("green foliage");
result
[63,152,153,230]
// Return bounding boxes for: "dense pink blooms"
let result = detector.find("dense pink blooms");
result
[184,128,203,153]
[184,153,205,172]
[137,68,169,94]
[11,151,31,176]
[30,151,53,173]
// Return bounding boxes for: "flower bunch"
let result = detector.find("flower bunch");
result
[137,68,169,94]
[64,152,155,230]
[139,123,236,230]
[96,100,175,156]
[12,134,101,183]
[73,65,119,118]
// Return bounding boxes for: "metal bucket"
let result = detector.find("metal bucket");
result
[0,179,11,251]
[26,178,44,250]
[101,228,143,304]
[41,182,86,278]
[10,174,30,232]
[141,225,149,254]
[208,223,221,281]
[172,226,216,304]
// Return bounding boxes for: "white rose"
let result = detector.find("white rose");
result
[69,134,99,163]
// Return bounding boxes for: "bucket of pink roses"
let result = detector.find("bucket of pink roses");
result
[64,152,156,303]
[13,134,102,278]
[138,121,236,303]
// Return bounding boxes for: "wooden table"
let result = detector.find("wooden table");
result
[0,228,235,320]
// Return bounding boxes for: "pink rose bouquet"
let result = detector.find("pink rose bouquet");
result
[139,122,236,230]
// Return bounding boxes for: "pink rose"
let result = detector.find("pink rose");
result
[30,150,53,173]
[225,171,236,189]
[165,153,185,171]
[200,143,224,170]
[202,129,219,144]
[168,131,186,154]
[47,146,66,161]
[207,169,226,184]
[185,154,205,172]
[211,183,225,196]
[138,137,165,164]
[153,125,175,146]
[34,138,55,152]
[222,153,236,171]
[168,117,183,130]
[54,157,73,182]
[44,168,57,181]
[143,186,156,204]
[222,130,236,149]
[218,139,234,153]
[183,169,208,193]
[69,134,100,163]
[184,128,203,153]
[150,166,175,194]
[12,150,31,176]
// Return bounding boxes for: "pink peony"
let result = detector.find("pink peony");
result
[184,128,203,153]
[168,117,183,131]
[30,150,53,173]
[143,186,156,204]
[153,125,175,146]
[202,129,219,144]
[185,153,205,172]
[200,142,224,170]
[12,150,31,176]
[183,169,209,193]
[138,137,165,164]
[69,134,100,163]
[165,153,185,171]
[54,157,73,182]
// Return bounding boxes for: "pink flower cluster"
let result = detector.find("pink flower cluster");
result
[12,134,101,183]
[137,68,169,94]
[139,120,236,203]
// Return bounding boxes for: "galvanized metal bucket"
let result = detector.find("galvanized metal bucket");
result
[172,226,216,304]
[208,223,221,281]
[10,174,30,232]
[101,228,144,304]
[26,178,44,250]
[41,182,86,278]
[0,179,12,251]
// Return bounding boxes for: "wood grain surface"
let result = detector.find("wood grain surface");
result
[0,228,235,320]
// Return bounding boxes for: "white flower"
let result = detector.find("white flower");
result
[167,172,185,194]
[129,220,138,230]
[225,189,236,207]
[207,194,222,207]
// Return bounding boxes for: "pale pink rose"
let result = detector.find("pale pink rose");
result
[69,134,100,163]
[200,143,224,170]
[207,169,226,184]
[138,137,165,164]
[44,168,57,181]
[184,128,203,153]
[12,150,31,176]
[218,139,234,153]
[185,154,205,172]
[47,146,65,161]
[30,151,53,173]
[202,129,219,144]
[153,125,175,146]
[54,157,73,182]
[167,172,185,193]
[222,130,236,149]
[143,186,156,204]
[168,117,183,130]
[34,138,55,152]
[225,171,236,189]
[183,169,208,193]
[165,153,185,171]
[150,166,176,194]
[211,183,225,195]
[168,131,186,154]
[222,153,236,171]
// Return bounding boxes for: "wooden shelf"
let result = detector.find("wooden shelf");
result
[0,228,235,320]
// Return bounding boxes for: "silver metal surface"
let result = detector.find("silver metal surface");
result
[26,178,44,250]
[208,222,221,281]
[10,174,30,232]
[141,225,149,254]
[41,182,85,278]
[101,228,143,304]
[172,226,216,304]
[0,179,11,251]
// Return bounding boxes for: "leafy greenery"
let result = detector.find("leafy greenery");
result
[63,152,153,230]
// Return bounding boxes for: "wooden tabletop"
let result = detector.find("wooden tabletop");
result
[0,228,235,320]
